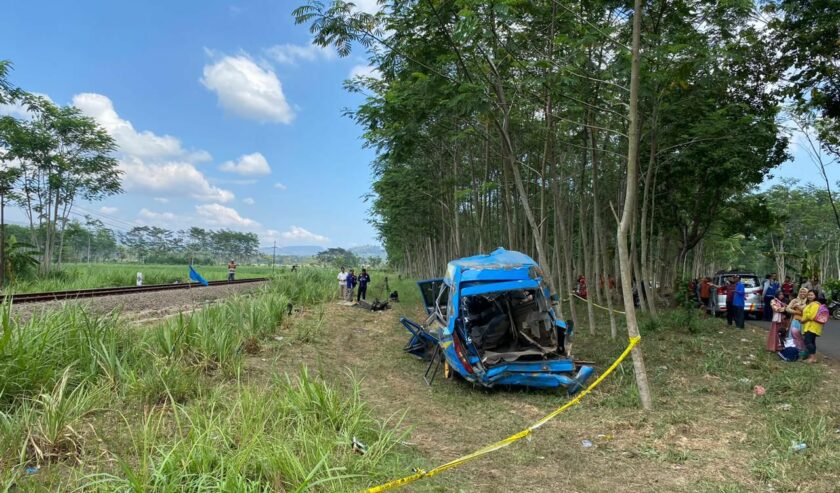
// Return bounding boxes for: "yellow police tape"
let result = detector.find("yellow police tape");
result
[362,335,642,493]
[569,292,626,315]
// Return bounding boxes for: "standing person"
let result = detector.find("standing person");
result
[227,259,237,282]
[800,276,813,292]
[576,275,588,299]
[767,291,787,352]
[732,275,746,329]
[801,290,825,363]
[785,287,809,356]
[357,268,370,302]
[725,276,737,326]
[337,267,348,300]
[781,276,794,302]
[699,277,712,310]
[762,274,777,321]
[812,277,826,303]
[345,269,357,302]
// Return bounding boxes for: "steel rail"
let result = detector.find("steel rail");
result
[5,277,270,304]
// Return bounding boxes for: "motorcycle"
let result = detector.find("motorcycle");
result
[829,299,840,321]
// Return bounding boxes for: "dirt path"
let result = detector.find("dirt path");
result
[246,301,840,492]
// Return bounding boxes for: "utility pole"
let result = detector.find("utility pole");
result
[272,240,276,271]
[87,235,91,264]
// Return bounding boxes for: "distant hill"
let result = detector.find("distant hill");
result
[259,245,325,256]
[257,244,385,259]
[351,244,386,259]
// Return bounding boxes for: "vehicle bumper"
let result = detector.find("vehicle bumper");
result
[475,360,595,393]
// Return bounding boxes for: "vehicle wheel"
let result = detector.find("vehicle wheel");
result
[833,307,840,321]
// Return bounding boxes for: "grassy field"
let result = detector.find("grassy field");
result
[1,270,838,492]
[4,263,285,294]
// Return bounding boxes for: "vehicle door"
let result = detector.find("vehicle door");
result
[742,276,762,310]
[417,278,445,315]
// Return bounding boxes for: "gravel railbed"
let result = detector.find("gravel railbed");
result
[11,281,268,324]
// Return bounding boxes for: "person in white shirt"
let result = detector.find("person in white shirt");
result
[337,267,348,300]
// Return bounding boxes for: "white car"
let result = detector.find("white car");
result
[712,271,763,318]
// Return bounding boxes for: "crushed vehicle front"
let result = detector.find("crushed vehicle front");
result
[402,248,593,393]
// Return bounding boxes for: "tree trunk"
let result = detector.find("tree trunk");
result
[617,0,653,410]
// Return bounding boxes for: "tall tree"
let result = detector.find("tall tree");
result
[2,96,121,272]
[617,0,653,410]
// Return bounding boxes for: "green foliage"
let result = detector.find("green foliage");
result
[0,94,121,273]
[315,247,360,268]
[767,0,840,159]
[2,235,39,283]
[297,0,788,280]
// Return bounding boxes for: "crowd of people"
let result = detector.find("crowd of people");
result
[768,284,829,364]
[336,266,371,303]
[695,274,831,363]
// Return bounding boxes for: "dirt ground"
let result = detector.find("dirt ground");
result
[250,300,840,493]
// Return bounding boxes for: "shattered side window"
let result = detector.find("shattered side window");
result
[435,283,450,321]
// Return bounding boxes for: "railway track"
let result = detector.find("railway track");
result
[5,277,270,304]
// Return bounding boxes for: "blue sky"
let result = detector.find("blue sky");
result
[0,1,836,249]
[0,0,382,248]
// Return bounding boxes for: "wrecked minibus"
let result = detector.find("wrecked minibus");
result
[402,248,594,393]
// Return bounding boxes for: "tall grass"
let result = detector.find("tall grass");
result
[86,369,407,492]
[5,262,284,294]
[0,267,411,489]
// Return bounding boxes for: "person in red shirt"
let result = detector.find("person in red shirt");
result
[781,276,794,301]
[576,275,588,299]
[699,277,712,308]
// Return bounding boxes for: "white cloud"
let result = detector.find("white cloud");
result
[73,93,205,160]
[265,42,336,65]
[242,197,255,205]
[348,64,382,80]
[200,55,294,124]
[352,0,381,14]
[219,152,271,176]
[196,203,260,228]
[99,206,119,215]
[281,225,329,243]
[274,182,287,190]
[153,197,170,203]
[70,93,233,204]
[138,208,180,222]
[120,157,234,203]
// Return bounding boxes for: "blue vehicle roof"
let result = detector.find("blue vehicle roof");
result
[445,248,542,284]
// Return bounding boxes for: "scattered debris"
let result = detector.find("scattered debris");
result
[273,336,284,342]
[581,439,594,448]
[740,338,749,342]
[596,434,614,441]
[25,466,39,475]
[777,403,792,411]
[352,437,367,455]
[738,378,751,385]
[754,385,766,396]
[790,441,807,452]
[657,365,668,370]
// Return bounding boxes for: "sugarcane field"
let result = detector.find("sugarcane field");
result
[1,1,839,492]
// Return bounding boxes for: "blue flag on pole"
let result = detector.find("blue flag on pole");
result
[189,265,209,286]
